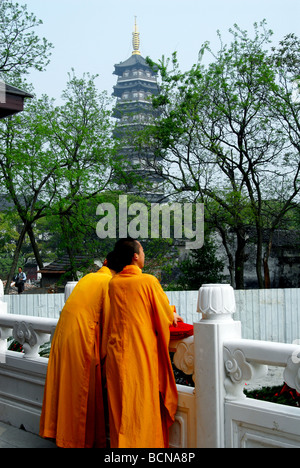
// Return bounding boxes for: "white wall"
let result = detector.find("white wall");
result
[3,288,300,343]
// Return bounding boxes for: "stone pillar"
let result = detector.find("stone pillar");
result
[0,279,7,314]
[193,284,241,448]
[64,281,78,302]
[0,279,8,363]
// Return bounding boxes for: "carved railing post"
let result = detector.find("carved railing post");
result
[284,348,300,393]
[193,284,241,448]
[223,345,267,400]
[0,326,11,363]
[0,279,8,363]
[12,321,49,359]
[170,335,194,382]
[0,313,57,361]
[64,281,78,302]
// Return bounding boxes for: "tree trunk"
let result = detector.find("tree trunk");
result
[263,236,273,289]
[4,225,27,294]
[255,227,264,289]
[218,225,235,287]
[235,228,246,290]
[27,225,44,269]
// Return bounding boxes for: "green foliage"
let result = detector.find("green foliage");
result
[0,0,53,78]
[161,233,224,290]
[0,68,125,288]
[0,12,300,290]
[142,21,300,289]
[244,385,300,408]
[175,237,224,290]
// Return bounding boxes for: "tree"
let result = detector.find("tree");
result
[261,33,300,286]
[169,234,224,290]
[0,0,53,79]
[0,99,56,292]
[0,71,118,292]
[144,22,300,289]
[42,71,120,278]
[0,209,20,278]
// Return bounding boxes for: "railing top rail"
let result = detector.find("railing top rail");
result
[0,313,58,334]
[224,338,300,368]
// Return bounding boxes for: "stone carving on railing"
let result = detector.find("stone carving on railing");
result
[172,336,194,380]
[13,321,50,359]
[0,325,12,363]
[224,347,252,384]
[197,283,236,320]
[196,284,269,400]
[170,283,239,391]
[224,338,300,401]
[0,314,57,361]
[223,345,268,400]
[284,353,300,394]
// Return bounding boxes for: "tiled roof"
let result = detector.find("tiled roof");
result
[38,255,91,274]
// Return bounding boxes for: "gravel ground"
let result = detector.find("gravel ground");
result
[244,366,284,391]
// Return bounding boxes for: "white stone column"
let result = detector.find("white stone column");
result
[64,281,78,302]
[193,284,241,448]
[0,279,8,363]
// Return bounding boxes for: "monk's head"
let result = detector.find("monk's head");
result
[104,250,123,274]
[113,237,145,270]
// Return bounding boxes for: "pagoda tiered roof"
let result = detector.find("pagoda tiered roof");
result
[113,54,154,76]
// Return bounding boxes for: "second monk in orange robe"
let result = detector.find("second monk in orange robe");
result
[39,252,120,448]
[106,238,181,448]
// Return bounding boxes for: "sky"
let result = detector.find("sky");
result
[16,0,300,104]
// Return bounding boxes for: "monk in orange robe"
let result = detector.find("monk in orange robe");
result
[106,238,181,448]
[39,252,120,448]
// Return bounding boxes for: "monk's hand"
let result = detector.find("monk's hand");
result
[173,312,183,327]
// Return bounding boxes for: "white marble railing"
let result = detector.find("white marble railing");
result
[223,339,300,400]
[1,281,300,447]
[4,288,300,344]
[0,314,57,361]
[0,309,196,446]
[193,284,300,448]
[0,311,194,363]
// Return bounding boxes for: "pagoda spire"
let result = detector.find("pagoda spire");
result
[132,16,141,55]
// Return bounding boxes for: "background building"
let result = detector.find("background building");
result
[112,19,164,201]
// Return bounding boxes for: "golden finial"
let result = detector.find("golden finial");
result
[132,16,141,55]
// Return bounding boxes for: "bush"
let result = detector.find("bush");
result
[170,236,225,290]
[244,384,300,408]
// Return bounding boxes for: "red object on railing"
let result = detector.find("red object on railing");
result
[170,322,194,340]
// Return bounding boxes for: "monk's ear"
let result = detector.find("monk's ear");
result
[133,253,138,260]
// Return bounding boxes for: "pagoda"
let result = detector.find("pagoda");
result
[112,19,163,200]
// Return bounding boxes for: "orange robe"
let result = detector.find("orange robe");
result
[106,265,178,448]
[39,266,112,448]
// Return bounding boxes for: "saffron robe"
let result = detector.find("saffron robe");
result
[106,265,178,448]
[39,266,112,448]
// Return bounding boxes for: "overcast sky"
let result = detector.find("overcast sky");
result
[17,0,300,103]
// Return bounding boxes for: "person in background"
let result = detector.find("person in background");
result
[15,267,26,294]
[106,237,182,448]
[40,251,121,448]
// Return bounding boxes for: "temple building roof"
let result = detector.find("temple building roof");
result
[0,83,33,119]
[113,54,153,76]
[113,18,157,76]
